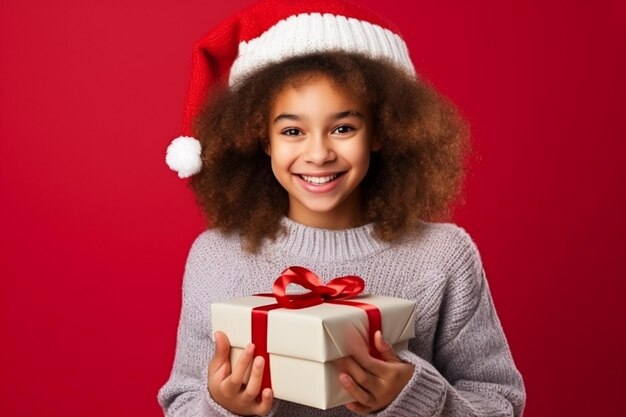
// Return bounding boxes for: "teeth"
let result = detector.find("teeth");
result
[301,174,338,184]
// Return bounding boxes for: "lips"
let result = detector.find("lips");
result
[295,172,345,193]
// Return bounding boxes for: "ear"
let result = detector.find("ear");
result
[263,141,271,155]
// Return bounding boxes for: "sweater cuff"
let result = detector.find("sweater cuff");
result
[375,350,447,417]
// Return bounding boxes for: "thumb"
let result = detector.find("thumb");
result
[374,330,400,363]
[209,331,232,376]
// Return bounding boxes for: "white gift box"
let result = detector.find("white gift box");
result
[211,294,416,409]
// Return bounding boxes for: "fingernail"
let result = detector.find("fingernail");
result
[246,343,255,353]
[254,356,264,368]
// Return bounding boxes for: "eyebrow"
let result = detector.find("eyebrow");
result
[273,110,364,124]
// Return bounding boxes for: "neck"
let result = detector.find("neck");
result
[261,217,388,264]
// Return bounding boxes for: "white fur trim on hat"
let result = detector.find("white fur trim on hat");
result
[229,13,416,86]
[165,136,202,178]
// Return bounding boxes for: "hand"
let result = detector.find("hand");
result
[337,330,414,415]
[208,331,274,416]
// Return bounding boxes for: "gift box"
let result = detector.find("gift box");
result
[211,266,416,410]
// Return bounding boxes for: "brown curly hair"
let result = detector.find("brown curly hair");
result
[191,52,472,252]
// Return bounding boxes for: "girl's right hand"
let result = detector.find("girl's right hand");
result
[208,331,274,416]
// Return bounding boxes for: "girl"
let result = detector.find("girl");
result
[159,1,526,416]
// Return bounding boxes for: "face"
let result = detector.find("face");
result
[267,73,377,229]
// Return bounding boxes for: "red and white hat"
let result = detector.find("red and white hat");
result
[166,0,415,178]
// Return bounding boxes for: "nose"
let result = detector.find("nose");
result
[304,134,336,165]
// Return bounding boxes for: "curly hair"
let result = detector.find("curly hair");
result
[191,52,472,252]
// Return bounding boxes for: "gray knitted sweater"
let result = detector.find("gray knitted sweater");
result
[158,218,526,416]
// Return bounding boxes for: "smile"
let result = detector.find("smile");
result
[299,174,339,185]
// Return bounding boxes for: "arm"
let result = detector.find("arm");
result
[338,228,526,416]
[157,234,278,417]
[375,230,526,417]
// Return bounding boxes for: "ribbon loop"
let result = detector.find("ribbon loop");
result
[272,266,365,308]
[326,276,365,298]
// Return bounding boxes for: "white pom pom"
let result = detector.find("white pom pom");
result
[165,136,202,178]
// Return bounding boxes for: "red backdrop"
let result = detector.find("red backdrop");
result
[1,1,624,416]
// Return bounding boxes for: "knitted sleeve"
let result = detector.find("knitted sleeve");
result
[157,234,280,417]
[376,229,526,417]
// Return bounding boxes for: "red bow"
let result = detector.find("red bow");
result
[271,266,365,308]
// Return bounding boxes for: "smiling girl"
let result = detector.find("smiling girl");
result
[159,1,525,416]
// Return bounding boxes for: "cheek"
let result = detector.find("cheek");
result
[358,154,372,179]
[269,155,281,180]
[341,143,371,172]
[269,159,288,193]
[269,146,295,184]
[358,148,372,166]
[351,148,373,183]
[269,147,287,170]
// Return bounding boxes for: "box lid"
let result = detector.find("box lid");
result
[211,294,416,363]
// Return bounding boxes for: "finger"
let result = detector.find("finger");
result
[209,356,231,382]
[242,361,252,385]
[243,356,265,398]
[339,373,375,409]
[345,401,371,416]
[338,356,380,393]
[253,388,274,416]
[209,331,232,377]
[374,330,400,363]
[344,326,375,364]
[224,343,255,394]
[348,337,388,377]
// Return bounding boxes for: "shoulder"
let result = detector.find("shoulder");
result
[182,229,244,283]
[416,220,487,312]
[399,220,486,303]
[187,228,241,259]
[414,220,470,245]
[400,220,482,272]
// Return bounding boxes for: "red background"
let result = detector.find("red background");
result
[1,1,624,416]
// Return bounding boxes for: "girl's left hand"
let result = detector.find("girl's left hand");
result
[337,330,415,415]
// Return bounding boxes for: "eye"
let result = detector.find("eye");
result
[281,128,302,136]
[332,125,355,134]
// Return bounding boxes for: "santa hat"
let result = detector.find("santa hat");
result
[166,0,415,178]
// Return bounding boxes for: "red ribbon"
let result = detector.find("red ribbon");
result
[252,266,383,393]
